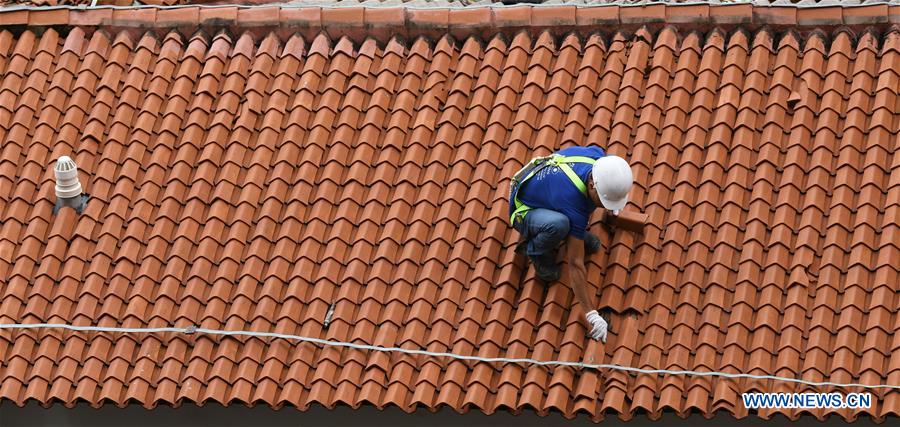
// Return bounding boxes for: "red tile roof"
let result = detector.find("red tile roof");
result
[1,6,899,423]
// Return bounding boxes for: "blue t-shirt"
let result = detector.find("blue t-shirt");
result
[510,146,606,240]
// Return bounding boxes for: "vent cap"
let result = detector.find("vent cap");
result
[54,156,82,199]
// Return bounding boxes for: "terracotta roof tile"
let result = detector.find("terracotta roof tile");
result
[1,7,900,423]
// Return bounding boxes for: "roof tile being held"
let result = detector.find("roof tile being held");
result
[0,22,898,422]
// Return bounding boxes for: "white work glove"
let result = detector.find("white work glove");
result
[586,310,608,343]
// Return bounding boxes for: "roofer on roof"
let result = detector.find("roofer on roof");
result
[508,146,634,343]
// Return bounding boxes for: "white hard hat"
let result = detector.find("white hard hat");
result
[591,155,633,211]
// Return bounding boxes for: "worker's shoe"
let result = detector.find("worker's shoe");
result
[584,233,601,255]
[529,253,561,282]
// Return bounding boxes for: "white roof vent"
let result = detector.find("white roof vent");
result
[54,156,82,199]
[53,156,88,215]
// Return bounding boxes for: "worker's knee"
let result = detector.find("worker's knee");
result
[539,213,570,240]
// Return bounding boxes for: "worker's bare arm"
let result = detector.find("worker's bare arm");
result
[566,235,594,317]
[568,234,609,342]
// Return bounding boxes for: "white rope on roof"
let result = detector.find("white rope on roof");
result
[1,322,898,391]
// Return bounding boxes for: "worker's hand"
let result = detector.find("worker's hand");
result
[586,310,608,343]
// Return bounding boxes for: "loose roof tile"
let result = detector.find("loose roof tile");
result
[0,4,899,424]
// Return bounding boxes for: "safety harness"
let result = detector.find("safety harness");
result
[509,154,597,225]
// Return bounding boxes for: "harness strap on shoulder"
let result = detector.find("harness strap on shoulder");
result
[551,155,596,194]
[558,164,587,194]
[555,156,598,164]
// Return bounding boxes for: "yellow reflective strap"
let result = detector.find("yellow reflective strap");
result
[554,155,595,194]
[509,157,556,224]
[559,164,587,194]
[555,156,597,165]
[510,202,531,224]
